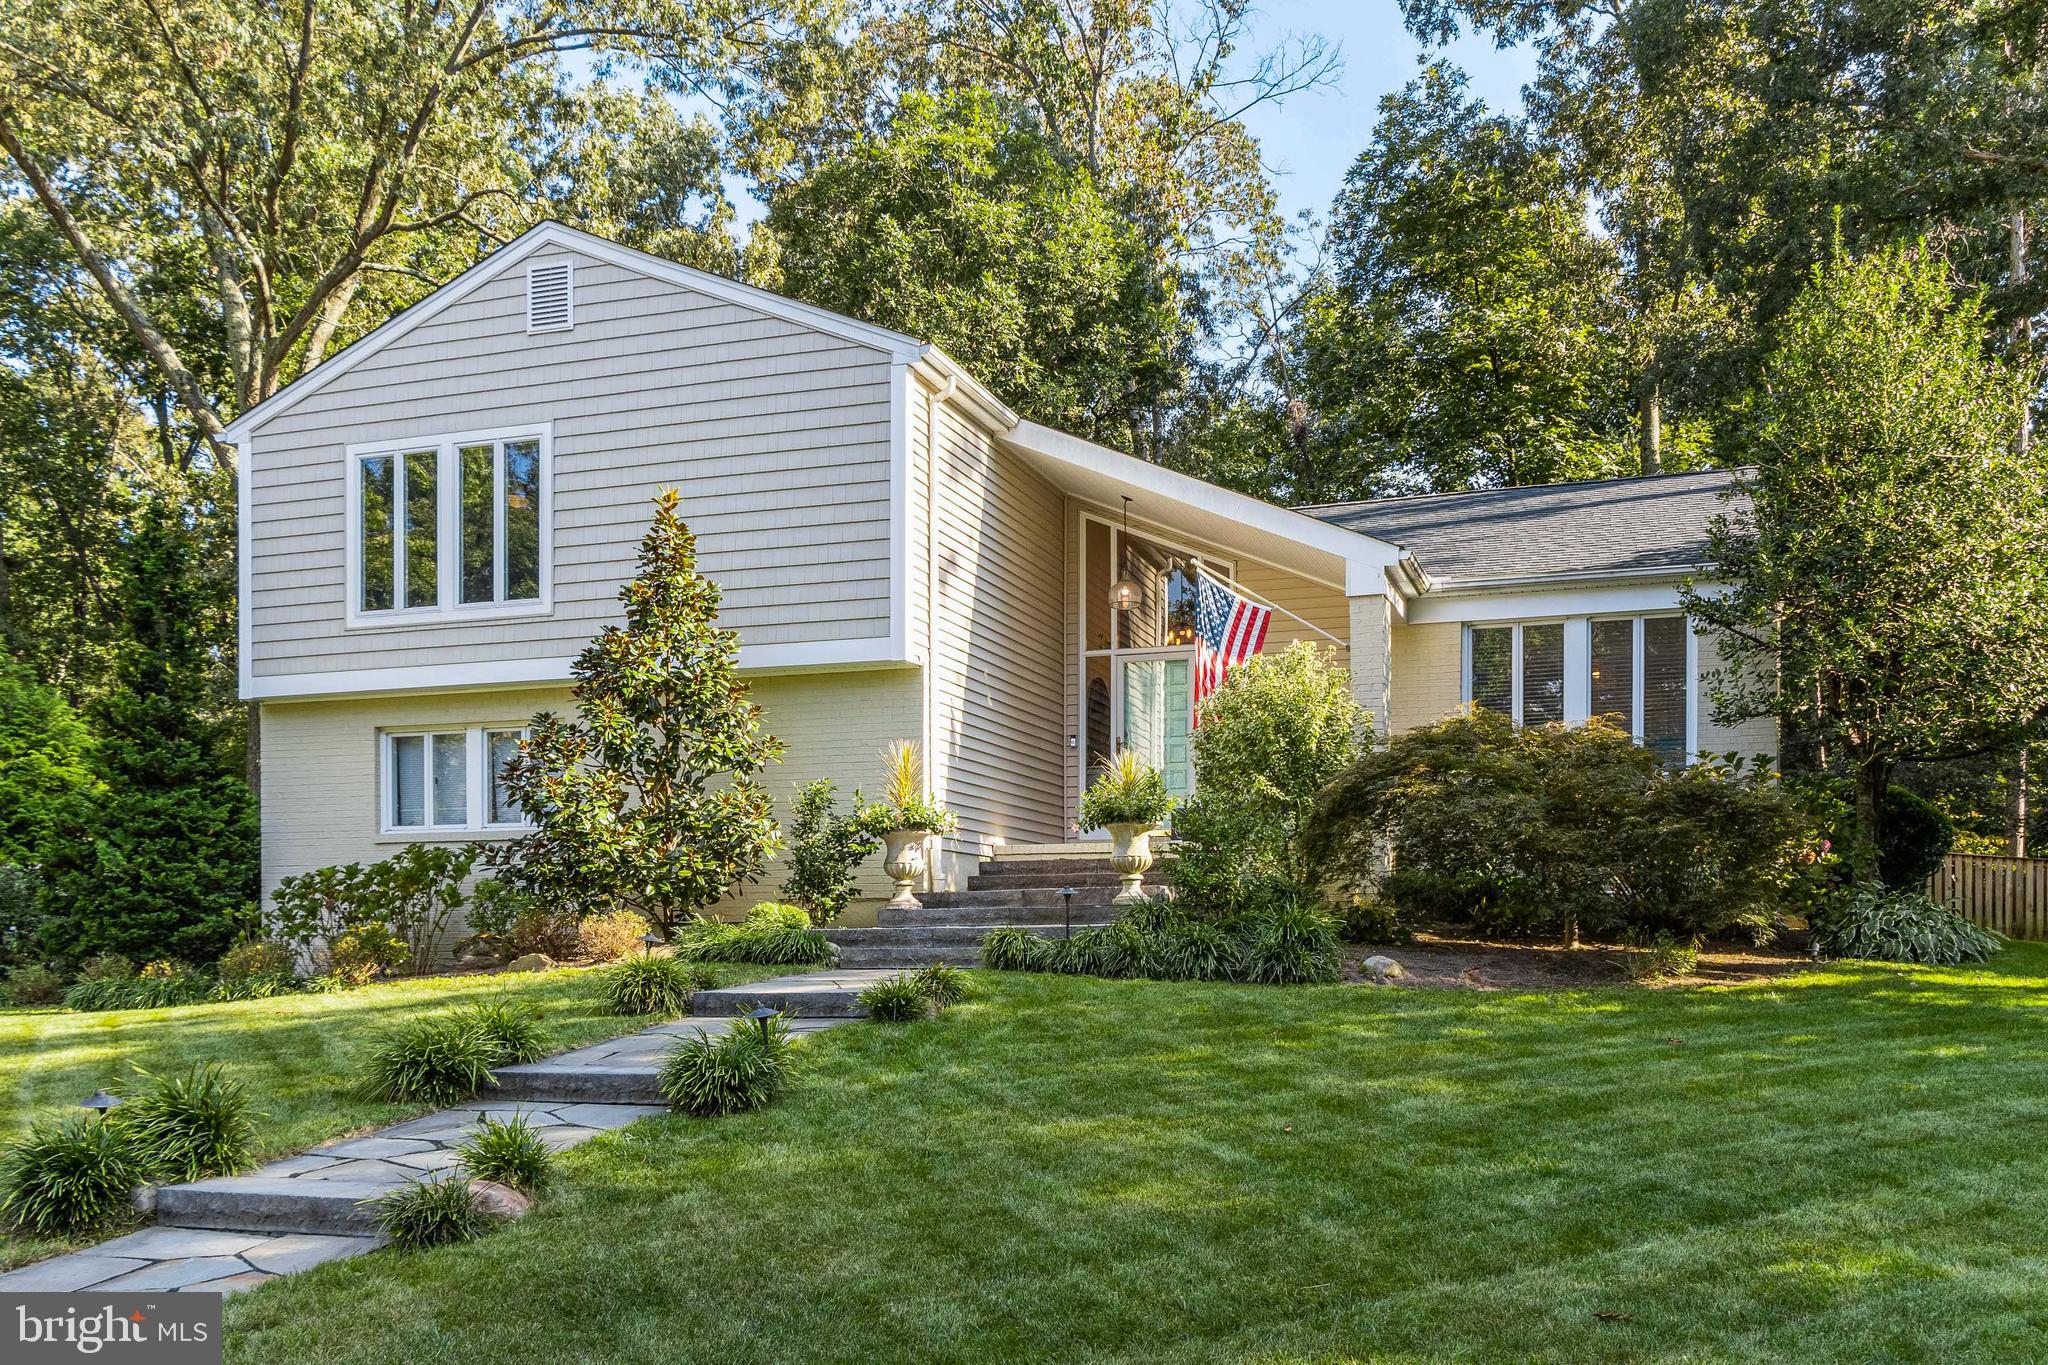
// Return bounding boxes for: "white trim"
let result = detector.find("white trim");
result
[219,221,923,441]
[1006,420,1404,581]
[1425,564,1710,592]
[1409,580,1689,625]
[1685,619,1701,760]
[379,724,536,835]
[888,362,910,663]
[244,636,914,702]
[234,437,253,702]
[525,259,573,333]
[342,423,554,629]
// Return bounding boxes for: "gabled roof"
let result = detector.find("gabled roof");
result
[1300,468,1747,584]
[219,221,933,441]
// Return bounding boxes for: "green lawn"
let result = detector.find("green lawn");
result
[222,946,2048,1364]
[0,963,777,1270]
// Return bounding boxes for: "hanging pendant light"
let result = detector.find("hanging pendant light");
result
[1111,496,1141,611]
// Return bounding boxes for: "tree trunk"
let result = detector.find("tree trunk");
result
[1852,755,1888,882]
[1639,370,1663,475]
[2011,746,2030,859]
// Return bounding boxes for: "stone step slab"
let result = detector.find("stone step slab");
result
[691,969,894,1018]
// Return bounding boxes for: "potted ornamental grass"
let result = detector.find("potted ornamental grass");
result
[876,740,956,910]
[1077,749,1175,903]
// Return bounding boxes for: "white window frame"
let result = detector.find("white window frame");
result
[380,724,534,835]
[345,423,554,629]
[1466,612,1700,760]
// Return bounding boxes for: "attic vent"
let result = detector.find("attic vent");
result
[526,261,573,333]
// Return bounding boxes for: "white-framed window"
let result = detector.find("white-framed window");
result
[1589,614,1691,766]
[1464,621,1566,725]
[1464,614,1693,764]
[381,726,532,833]
[346,424,552,626]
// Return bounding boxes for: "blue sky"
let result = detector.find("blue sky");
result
[1238,0,1538,227]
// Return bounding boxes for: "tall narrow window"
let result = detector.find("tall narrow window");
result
[1590,619,1635,728]
[1642,616,1688,765]
[431,733,467,825]
[487,730,525,825]
[1469,626,1513,716]
[1521,623,1565,724]
[504,439,541,602]
[390,733,425,826]
[360,456,395,612]
[402,450,438,609]
[459,443,494,605]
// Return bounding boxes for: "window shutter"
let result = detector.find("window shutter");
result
[526,261,573,333]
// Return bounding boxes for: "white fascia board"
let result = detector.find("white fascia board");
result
[234,436,253,700]
[913,347,1019,430]
[220,221,924,443]
[1006,419,1406,580]
[240,637,915,703]
[1407,579,1700,625]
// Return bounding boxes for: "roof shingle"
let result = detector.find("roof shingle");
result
[1301,468,1745,582]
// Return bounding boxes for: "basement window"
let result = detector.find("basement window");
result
[383,726,531,833]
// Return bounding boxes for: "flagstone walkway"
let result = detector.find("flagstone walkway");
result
[0,969,879,1296]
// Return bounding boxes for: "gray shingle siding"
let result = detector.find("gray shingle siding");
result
[1300,468,1747,581]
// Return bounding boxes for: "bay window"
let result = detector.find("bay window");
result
[349,426,550,623]
[382,726,532,833]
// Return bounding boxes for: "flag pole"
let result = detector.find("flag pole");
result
[1188,557,1350,651]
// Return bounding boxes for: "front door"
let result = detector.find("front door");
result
[1118,652,1195,801]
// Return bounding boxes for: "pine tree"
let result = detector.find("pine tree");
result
[492,491,784,934]
[40,501,258,962]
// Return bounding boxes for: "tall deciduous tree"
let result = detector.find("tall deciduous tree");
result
[758,87,1178,450]
[0,0,808,457]
[1684,245,2048,877]
[491,492,783,935]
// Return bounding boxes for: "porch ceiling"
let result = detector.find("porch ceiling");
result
[998,421,1401,593]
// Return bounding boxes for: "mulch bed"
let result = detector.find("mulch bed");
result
[1342,928,1817,991]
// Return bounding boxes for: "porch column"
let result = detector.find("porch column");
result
[1347,589,1395,742]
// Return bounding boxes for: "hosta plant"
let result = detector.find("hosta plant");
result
[1813,886,2002,966]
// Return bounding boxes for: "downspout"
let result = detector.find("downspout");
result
[924,375,954,889]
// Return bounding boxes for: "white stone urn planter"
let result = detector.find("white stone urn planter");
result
[882,828,930,910]
[1107,822,1160,904]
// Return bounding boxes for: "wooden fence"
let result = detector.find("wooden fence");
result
[1924,853,2048,941]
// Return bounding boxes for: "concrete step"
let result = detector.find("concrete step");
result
[488,1064,665,1105]
[969,868,1126,891]
[988,842,1111,860]
[831,946,983,968]
[882,901,1112,928]
[826,923,1111,968]
[910,886,1121,910]
[692,969,895,1018]
[155,1177,401,1238]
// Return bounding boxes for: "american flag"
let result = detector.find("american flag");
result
[1193,569,1271,719]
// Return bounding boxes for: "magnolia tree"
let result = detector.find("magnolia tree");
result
[490,492,783,934]
[1684,245,2048,879]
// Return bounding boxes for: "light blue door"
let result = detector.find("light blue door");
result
[1120,655,1195,800]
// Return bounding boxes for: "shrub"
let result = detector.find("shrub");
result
[859,974,935,1022]
[1076,749,1174,831]
[577,909,654,963]
[63,971,209,1012]
[0,1112,148,1235]
[674,905,834,967]
[1336,897,1409,944]
[368,1177,494,1251]
[1620,931,1702,983]
[0,863,46,966]
[603,955,707,1016]
[363,1018,504,1105]
[913,962,968,1008]
[218,940,293,980]
[454,1115,553,1195]
[454,999,548,1064]
[658,1015,796,1117]
[271,845,477,976]
[464,877,535,946]
[781,779,892,923]
[6,963,66,1006]
[209,971,302,1002]
[1813,885,2002,965]
[115,1064,257,1182]
[78,952,134,982]
[980,927,1050,972]
[1307,711,1815,943]
[1877,786,1956,887]
[327,923,410,986]
[1153,917,1243,981]
[138,958,183,980]
[507,906,582,960]
[1237,900,1343,984]
[1173,643,1365,913]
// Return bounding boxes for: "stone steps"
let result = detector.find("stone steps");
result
[826,922,1110,968]
[967,868,1125,891]
[690,968,893,1018]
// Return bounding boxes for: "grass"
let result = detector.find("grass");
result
[218,944,2048,1363]
[0,963,780,1269]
